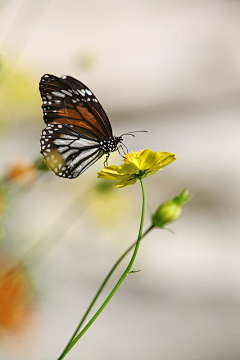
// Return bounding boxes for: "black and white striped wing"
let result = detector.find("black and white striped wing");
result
[40,123,104,179]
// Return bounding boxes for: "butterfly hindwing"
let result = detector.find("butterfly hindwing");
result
[40,123,103,179]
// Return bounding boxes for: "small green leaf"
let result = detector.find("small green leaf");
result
[128,270,141,274]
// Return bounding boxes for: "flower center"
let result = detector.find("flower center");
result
[124,150,143,163]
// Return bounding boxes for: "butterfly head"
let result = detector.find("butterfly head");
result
[99,135,123,154]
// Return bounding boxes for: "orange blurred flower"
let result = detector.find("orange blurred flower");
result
[0,257,34,332]
[6,158,37,185]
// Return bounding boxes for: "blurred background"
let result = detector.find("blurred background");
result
[0,0,240,359]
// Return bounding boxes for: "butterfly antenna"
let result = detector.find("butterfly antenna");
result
[121,130,148,138]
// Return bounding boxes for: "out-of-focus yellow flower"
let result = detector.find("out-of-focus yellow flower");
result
[97,149,176,188]
[0,61,39,126]
[6,158,37,185]
[89,180,134,226]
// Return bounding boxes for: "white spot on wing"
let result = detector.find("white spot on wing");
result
[52,91,65,98]
[60,134,78,140]
[62,90,72,96]
[78,89,85,96]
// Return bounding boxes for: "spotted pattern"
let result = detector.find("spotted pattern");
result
[39,74,123,179]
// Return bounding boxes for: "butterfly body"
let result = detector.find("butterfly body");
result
[39,74,122,179]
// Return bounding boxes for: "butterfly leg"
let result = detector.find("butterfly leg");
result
[118,142,128,156]
[103,152,110,167]
[117,145,125,157]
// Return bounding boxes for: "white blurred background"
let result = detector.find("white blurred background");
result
[0,0,239,359]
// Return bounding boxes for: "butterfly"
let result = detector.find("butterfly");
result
[39,74,125,179]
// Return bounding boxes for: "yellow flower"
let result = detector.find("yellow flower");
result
[97,149,176,188]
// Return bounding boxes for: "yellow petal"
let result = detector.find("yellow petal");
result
[156,152,176,168]
[97,165,125,180]
[121,162,140,175]
[140,150,176,171]
[115,176,137,188]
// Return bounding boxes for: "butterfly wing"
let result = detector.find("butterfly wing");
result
[40,124,104,178]
[39,74,110,178]
[39,74,112,140]
[60,75,113,138]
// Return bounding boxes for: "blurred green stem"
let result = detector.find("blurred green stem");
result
[57,177,148,359]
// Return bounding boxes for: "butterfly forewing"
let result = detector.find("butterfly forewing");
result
[39,74,111,140]
[60,75,113,138]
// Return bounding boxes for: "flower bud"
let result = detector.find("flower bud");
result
[152,188,191,227]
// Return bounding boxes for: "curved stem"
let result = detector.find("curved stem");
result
[57,178,147,360]
[59,224,154,358]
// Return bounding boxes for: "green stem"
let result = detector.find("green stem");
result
[58,225,154,359]
[57,177,146,360]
